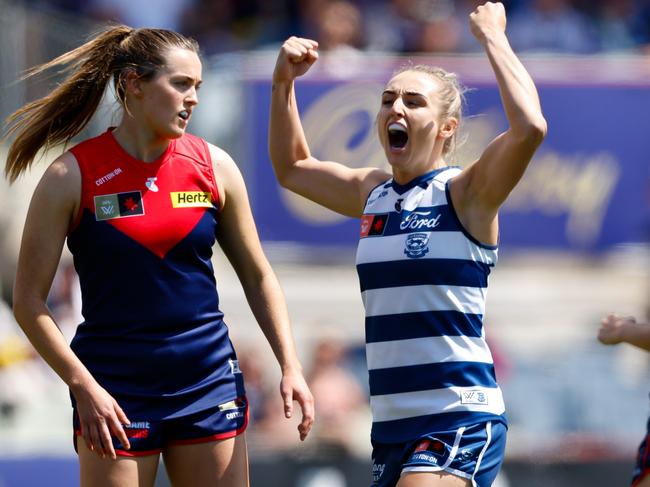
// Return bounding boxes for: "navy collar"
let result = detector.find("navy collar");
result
[390,166,452,195]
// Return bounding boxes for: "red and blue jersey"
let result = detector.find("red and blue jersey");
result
[67,129,244,420]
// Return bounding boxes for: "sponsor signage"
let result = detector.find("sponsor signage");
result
[243,58,650,252]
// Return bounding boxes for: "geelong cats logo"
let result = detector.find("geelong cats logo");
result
[404,232,429,258]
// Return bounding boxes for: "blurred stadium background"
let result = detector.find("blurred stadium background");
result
[0,0,649,485]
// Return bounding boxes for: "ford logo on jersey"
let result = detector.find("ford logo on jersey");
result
[404,232,429,258]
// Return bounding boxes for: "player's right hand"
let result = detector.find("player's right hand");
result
[273,37,319,84]
[279,366,315,441]
[71,379,131,459]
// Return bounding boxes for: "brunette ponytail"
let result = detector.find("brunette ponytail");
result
[3,25,198,182]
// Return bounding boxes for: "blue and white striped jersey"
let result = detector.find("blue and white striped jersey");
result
[355,166,506,443]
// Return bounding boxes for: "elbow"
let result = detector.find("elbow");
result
[271,156,308,192]
[12,295,31,329]
[514,116,547,147]
[272,164,294,190]
[268,149,294,189]
[533,116,548,142]
[526,116,548,145]
[12,291,41,329]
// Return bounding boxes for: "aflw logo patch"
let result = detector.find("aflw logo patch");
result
[94,191,144,221]
[170,191,212,208]
[460,390,489,406]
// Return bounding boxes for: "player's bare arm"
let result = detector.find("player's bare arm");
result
[269,36,389,217]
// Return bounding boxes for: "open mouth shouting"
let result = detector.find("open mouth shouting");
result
[387,122,408,151]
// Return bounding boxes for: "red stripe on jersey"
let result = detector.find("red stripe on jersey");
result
[70,129,219,258]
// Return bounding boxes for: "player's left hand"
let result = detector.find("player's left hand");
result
[469,2,507,45]
[280,367,315,441]
[598,314,635,345]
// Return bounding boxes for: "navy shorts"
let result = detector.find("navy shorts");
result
[73,396,248,457]
[371,421,507,487]
[632,416,650,486]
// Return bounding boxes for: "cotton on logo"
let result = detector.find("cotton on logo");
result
[95,167,122,186]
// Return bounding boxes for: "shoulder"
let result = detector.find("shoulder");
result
[436,166,462,190]
[41,151,81,190]
[174,132,212,165]
[207,143,240,179]
[360,168,393,208]
[32,151,81,217]
[178,131,204,147]
[446,162,474,196]
[367,178,392,199]
[439,166,462,180]
[205,142,246,212]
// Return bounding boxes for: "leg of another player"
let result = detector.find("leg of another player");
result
[397,472,471,487]
[637,475,650,487]
[78,440,160,487]
[162,434,249,487]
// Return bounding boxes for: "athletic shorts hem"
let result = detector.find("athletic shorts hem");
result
[115,447,162,457]
[73,432,162,457]
[403,465,472,479]
[72,396,249,454]
[168,411,248,446]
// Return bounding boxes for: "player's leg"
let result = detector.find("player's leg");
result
[397,471,470,486]
[162,433,249,487]
[160,397,250,487]
[74,408,163,487]
[78,439,160,487]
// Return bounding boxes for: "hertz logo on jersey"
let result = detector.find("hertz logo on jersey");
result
[170,191,213,208]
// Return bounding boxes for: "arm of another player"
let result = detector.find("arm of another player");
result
[12,153,130,459]
[211,144,314,441]
[598,314,650,352]
[269,36,389,217]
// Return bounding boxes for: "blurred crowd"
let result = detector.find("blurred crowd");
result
[19,0,650,55]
